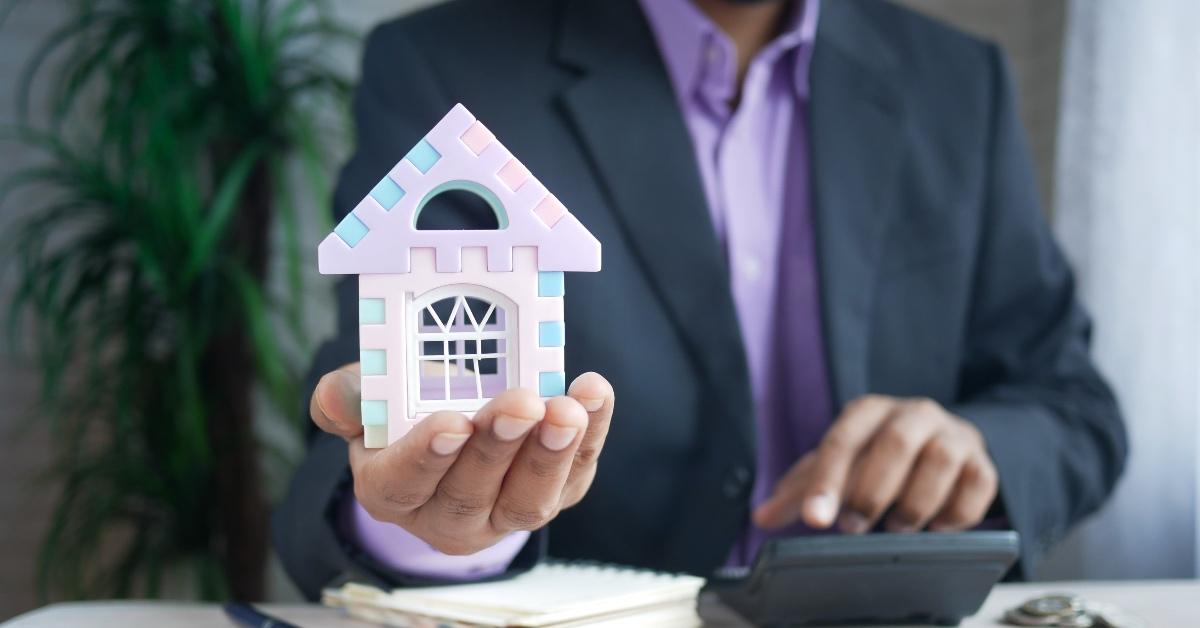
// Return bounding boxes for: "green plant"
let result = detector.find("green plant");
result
[1,0,351,601]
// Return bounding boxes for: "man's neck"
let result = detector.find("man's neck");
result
[692,0,790,86]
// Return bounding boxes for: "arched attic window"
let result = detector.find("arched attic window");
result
[413,180,508,230]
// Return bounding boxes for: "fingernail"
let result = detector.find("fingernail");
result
[806,492,839,527]
[317,371,359,424]
[430,432,469,456]
[539,424,579,451]
[577,397,604,412]
[838,511,870,534]
[328,372,360,410]
[336,369,360,397]
[493,414,537,441]
[887,517,917,533]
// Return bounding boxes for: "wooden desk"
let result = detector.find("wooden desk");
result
[5,580,1195,627]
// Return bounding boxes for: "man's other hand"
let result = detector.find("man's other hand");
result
[754,395,998,534]
[311,364,615,555]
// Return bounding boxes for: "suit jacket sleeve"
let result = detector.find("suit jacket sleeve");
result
[949,45,1128,578]
[271,22,545,601]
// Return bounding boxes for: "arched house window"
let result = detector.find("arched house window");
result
[410,286,516,412]
[317,104,600,448]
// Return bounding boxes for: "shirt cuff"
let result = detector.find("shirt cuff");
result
[341,497,529,581]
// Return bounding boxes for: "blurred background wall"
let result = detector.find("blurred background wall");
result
[0,0,1190,618]
[1043,0,1200,580]
[1,4,71,617]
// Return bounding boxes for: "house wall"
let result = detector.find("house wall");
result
[358,246,566,446]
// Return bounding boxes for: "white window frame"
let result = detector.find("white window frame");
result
[407,284,518,414]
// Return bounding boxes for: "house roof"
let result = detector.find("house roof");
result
[318,104,601,275]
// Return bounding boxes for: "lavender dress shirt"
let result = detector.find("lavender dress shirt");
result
[347,0,831,577]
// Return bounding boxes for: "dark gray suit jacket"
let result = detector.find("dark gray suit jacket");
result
[274,0,1127,599]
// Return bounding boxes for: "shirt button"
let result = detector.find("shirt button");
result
[741,256,762,281]
[706,44,721,66]
[722,465,752,499]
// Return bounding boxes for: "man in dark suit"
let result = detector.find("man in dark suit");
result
[275,0,1126,599]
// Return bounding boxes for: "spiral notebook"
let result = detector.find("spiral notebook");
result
[322,561,706,627]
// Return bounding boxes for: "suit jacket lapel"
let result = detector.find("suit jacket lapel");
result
[809,2,906,409]
[552,0,908,448]
[555,0,756,458]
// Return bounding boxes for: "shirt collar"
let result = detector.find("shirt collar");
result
[640,0,821,110]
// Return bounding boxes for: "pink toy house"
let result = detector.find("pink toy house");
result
[318,104,601,448]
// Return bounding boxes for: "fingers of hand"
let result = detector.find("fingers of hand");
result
[757,395,896,530]
[884,426,973,532]
[310,364,363,440]
[349,410,474,524]
[560,372,615,507]
[423,388,545,541]
[752,454,819,529]
[491,396,589,533]
[756,395,999,535]
[929,453,999,531]
[342,377,613,555]
[841,399,947,533]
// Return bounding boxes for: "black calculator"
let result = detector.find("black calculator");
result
[708,531,1020,626]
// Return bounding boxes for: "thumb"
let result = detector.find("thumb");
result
[310,363,364,440]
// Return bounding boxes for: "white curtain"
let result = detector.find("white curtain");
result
[1039,0,1200,579]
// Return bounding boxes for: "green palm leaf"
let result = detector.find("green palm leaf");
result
[3,0,351,602]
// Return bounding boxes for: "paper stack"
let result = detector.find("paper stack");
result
[323,561,706,627]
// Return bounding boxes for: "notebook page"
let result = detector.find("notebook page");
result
[330,595,701,628]
[334,562,705,627]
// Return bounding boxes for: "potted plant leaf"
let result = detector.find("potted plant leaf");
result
[1,0,351,601]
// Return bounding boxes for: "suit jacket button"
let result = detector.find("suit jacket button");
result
[723,465,752,498]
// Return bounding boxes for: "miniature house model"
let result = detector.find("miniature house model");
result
[318,104,601,448]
